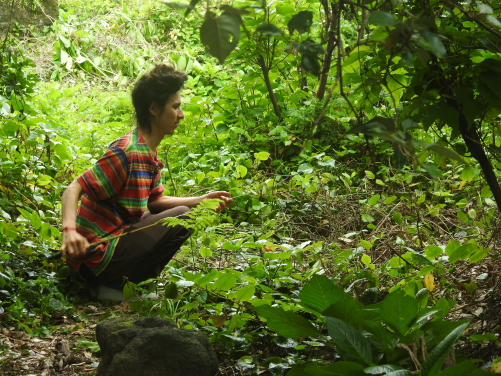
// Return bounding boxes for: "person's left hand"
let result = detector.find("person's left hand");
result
[203,191,233,211]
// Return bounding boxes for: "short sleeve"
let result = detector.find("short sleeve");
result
[148,171,164,203]
[77,147,128,202]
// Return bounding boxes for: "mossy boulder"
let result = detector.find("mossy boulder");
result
[96,316,219,376]
[0,0,58,31]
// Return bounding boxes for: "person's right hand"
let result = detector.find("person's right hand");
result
[61,229,89,258]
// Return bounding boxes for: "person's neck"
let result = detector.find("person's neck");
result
[137,126,162,158]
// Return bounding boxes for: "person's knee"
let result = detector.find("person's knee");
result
[175,206,190,216]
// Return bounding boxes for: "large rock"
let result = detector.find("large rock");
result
[0,0,58,31]
[96,316,219,376]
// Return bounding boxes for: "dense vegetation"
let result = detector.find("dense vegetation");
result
[1,0,501,374]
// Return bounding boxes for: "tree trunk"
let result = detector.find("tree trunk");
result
[458,108,501,211]
[317,2,338,100]
[258,54,282,120]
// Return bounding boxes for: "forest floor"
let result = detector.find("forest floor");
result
[1,254,501,375]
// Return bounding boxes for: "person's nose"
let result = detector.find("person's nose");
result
[178,108,184,119]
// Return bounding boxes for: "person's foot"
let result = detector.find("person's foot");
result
[97,285,127,301]
[97,285,159,301]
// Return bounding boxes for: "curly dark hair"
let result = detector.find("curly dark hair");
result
[132,64,188,133]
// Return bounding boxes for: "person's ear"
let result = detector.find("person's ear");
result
[149,102,158,117]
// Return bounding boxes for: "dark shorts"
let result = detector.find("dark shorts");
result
[80,206,191,289]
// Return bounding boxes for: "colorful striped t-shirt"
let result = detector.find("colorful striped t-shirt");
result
[67,128,164,275]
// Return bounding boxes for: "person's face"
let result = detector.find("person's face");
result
[149,92,184,136]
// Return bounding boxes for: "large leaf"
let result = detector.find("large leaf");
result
[325,317,372,365]
[364,364,405,374]
[215,273,237,291]
[381,289,418,337]
[427,144,465,163]
[200,12,241,64]
[294,39,325,76]
[421,30,446,58]
[231,285,255,301]
[367,11,397,26]
[322,293,364,326]
[304,361,366,375]
[421,322,469,376]
[256,23,284,36]
[435,360,491,376]
[162,1,192,9]
[299,275,344,313]
[255,305,320,338]
[448,243,476,263]
[288,10,313,34]
[302,54,321,76]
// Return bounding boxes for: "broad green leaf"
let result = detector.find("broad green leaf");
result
[487,14,501,28]
[223,242,240,250]
[301,53,321,76]
[31,211,42,230]
[469,248,489,263]
[288,10,313,34]
[256,23,284,36]
[449,243,476,263]
[364,365,404,374]
[367,11,397,26]
[200,12,241,64]
[325,317,372,365]
[361,254,371,265]
[368,194,380,206]
[421,322,469,376]
[298,163,314,174]
[17,208,32,222]
[231,285,255,301]
[422,163,443,178]
[445,240,460,256]
[427,144,464,163]
[421,30,446,58]
[365,170,375,179]
[215,273,237,291]
[424,245,443,260]
[299,275,344,313]
[383,196,397,204]
[123,283,135,300]
[435,360,490,376]
[360,240,372,251]
[197,269,218,286]
[381,289,418,336]
[460,166,475,181]
[254,152,270,161]
[392,211,403,225]
[304,361,366,375]
[164,283,178,299]
[238,165,247,178]
[457,211,469,223]
[162,2,192,9]
[322,293,364,326]
[255,305,320,338]
[385,371,413,376]
[480,186,493,198]
[54,143,72,161]
[200,246,212,257]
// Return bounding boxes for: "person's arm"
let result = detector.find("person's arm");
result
[60,180,90,257]
[147,191,232,214]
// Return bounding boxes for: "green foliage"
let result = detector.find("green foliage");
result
[2,0,500,374]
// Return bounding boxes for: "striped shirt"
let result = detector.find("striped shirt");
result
[67,128,164,275]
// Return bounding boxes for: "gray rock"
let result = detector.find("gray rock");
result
[96,316,219,376]
[0,0,58,31]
